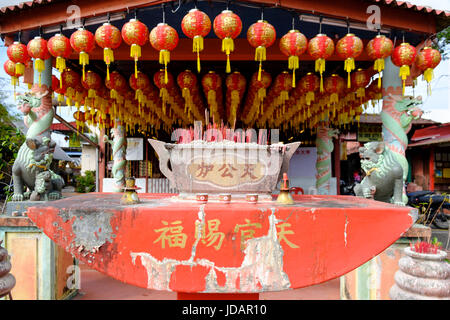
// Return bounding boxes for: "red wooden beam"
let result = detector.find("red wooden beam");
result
[0,0,437,35]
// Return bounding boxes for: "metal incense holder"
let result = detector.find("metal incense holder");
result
[121,177,141,205]
[149,139,300,201]
[276,173,295,205]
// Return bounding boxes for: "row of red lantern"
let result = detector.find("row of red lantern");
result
[241,71,272,125]
[225,71,246,127]
[201,71,224,124]
[6,8,440,100]
[177,70,206,121]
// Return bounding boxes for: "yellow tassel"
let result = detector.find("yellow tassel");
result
[344,57,355,88]
[79,52,89,81]
[56,57,66,74]
[374,58,385,89]
[88,89,96,98]
[15,62,24,76]
[255,46,266,81]
[399,65,410,96]
[288,56,299,87]
[226,54,231,73]
[159,50,170,84]
[104,48,114,81]
[193,36,204,73]
[131,44,141,79]
[330,93,339,104]
[34,58,45,87]
[222,37,234,55]
[306,91,314,106]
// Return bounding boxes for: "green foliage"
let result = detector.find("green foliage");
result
[434,26,450,60]
[75,170,96,193]
[0,101,25,199]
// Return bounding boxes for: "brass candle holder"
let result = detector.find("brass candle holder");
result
[276,173,294,205]
[121,177,141,205]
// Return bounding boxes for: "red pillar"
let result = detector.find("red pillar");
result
[429,146,435,191]
[98,128,106,192]
[334,138,341,195]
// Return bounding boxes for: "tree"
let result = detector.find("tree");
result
[0,80,25,200]
[435,26,450,60]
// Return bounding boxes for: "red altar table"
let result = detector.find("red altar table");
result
[26,193,417,299]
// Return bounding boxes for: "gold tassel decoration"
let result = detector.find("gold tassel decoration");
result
[193,36,204,73]
[79,52,89,81]
[103,48,114,81]
[399,65,410,96]
[159,50,171,84]
[315,58,326,93]
[344,57,355,88]
[130,44,142,79]
[288,56,299,88]
[255,46,266,81]
[374,58,384,89]
[34,58,45,87]
[222,37,234,73]
[423,68,434,96]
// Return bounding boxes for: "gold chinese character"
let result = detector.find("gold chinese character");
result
[234,219,262,250]
[153,220,187,249]
[276,222,299,248]
[195,219,225,251]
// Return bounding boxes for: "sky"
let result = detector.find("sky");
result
[0,0,448,124]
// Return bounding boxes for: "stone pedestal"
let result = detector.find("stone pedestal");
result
[340,224,431,300]
[0,215,77,300]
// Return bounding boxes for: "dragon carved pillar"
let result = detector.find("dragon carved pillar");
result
[381,57,423,203]
[105,119,127,192]
[315,126,339,195]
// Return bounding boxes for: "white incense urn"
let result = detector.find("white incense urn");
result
[149,139,300,199]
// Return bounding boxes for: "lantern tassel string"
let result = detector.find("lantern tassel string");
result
[193,36,203,73]
[255,46,266,81]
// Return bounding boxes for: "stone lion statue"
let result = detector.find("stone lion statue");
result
[354,141,405,206]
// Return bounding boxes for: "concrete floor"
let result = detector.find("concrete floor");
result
[72,262,341,300]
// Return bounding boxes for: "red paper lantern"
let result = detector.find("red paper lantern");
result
[150,23,179,84]
[299,73,319,106]
[202,71,222,118]
[47,33,72,76]
[129,71,150,110]
[366,35,393,88]
[213,10,242,73]
[52,75,66,104]
[177,70,197,91]
[7,41,29,77]
[82,70,102,98]
[392,42,417,95]
[177,70,198,115]
[4,60,20,96]
[70,28,95,81]
[415,47,441,95]
[336,33,364,88]
[27,36,51,86]
[61,69,80,106]
[95,23,122,80]
[324,74,345,104]
[106,71,128,99]
[122,19,149,78]
[154,69,174,115]
[307,34,334,92]
[280,30,307,87]
[181,8,211,73]
[247,20,276,81]
[226,71,246,125]
[351,68,369,99]
[73,110,85,131]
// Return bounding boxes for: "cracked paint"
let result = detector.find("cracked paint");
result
[131,208,291,293]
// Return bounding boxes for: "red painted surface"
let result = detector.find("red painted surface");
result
[26,193,416,293]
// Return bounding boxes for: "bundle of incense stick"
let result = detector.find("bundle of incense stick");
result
[172,123,271,145]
